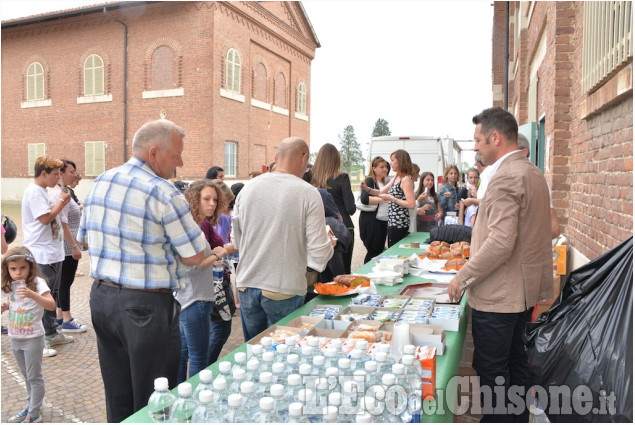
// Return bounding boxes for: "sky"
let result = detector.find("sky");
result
[1,0,492,159]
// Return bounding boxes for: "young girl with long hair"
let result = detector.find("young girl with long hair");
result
[438,164,461,219]
[415,172,443,232]
[175,179,231,383]
[361,149,416,246]
[311,143,356,273]
[359,156,390,262]
[2,246,56,423]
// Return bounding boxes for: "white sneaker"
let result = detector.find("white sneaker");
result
[43,346,57,357]
[46,332,75,346]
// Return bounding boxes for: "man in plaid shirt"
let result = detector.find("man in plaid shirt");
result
[78,119,207,422]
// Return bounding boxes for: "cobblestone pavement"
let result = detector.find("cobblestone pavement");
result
[1,206,479,422]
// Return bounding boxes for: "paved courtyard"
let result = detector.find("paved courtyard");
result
[1,205,479,422]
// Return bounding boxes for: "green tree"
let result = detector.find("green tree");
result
[339,125,364,174]
[371,118,391,137]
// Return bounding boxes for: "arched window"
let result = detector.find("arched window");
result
[274,72,287,108]
[152,46,175,90]
[84,54,104,96]
[297,82,307,114]
[26,62,45,101]
[226,48,241,93]
[253,63,267,102]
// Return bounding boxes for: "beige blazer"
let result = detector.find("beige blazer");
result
[456,151,553,313]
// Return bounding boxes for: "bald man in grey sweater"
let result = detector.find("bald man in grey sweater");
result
[231,137,335,341]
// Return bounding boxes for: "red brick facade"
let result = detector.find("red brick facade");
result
[492,1,633,261]
[1,1,318,179]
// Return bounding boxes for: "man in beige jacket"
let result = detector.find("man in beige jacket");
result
[448,107,552,421]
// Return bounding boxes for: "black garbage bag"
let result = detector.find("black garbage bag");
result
[423,224,471,244]
[525,237,633,423]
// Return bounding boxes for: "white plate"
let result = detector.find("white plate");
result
[314,281,377,296]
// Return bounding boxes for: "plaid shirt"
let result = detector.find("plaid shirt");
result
[77,157,206,290]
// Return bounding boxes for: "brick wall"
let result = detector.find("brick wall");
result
[1,1,317,181]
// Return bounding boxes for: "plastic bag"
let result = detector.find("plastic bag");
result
[525,237,632,422]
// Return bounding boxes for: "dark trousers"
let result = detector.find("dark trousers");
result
[359,212,388,263]
[387,225,409,248]
[342,228,355,274]
[58,255,79,311]
[471,307,534,423]
[39,262,62,337]
[90,281,181,423]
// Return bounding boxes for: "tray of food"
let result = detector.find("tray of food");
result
[398,282,459,304]
[314,275,374,296]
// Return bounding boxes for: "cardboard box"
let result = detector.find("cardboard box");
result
[410,324,445,355]
[314,318,350,331]
[552,245,567,276]
[285,316,323,335]
[337,306,375,322]
[305,327,346,339]
[247,325,303,357]
[416,346,437,399]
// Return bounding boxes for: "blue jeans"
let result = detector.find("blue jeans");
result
[238,288,304,341]
[208,319,232,365]
[178,301,214,384]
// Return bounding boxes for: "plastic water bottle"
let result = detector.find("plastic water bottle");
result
[256,372,273,398]
[323,347,338,369]
[403,344,416,356]
[342,380,362,421]
[348,348,364,371]
[315,377,330,408]
[259,351,275,375]
[311,355,325,376]
[193,370,214,402]
[285,353,300,375]
[299,346,314,365]
[260,336,275,352]
[223,393,250,423]
[252,397,282,423]
[325,367,340,393]
[147,377,176,423]
[169,382,197,423]
[275,343,289,362]
[338,357,352,378]
[270,383,288,421]
[329,339,344,359]
[240,381,259,418]
[299,363,313,380]
[284,374,303,404]
[297,388,318,420]
[353,370,368,392]
[287,402,308,423]
[327,392,343,413]
[378,374,402,423]
[232,352,247,373]
[211,377,229,411]
[364,361,381,387]
[250,344,264,362]
[356,411,374,422]
[191,390,222,423]
[228,367,246,394]
[271,361,286,384]
[245,358,260,382]
[285,335,300,354]
[213,265,224,292]
[323,405,339,423]
[391,363,413,422]
[374,351,393,376]
[307,337,320,355]
[355,340,372,362]
[401,354,423,422]
[217,361,233,388]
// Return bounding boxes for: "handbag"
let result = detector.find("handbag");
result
[355,190,377,212]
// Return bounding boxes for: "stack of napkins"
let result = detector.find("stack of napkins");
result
[367,257,408,285]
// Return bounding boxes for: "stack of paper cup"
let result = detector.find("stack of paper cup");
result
[391,322,411,360]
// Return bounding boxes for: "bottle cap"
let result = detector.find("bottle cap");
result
[324,347,337,358]
[198,390,213,403]
[177,382,192,396]
[262,351,275,362]
[259,396,274,410]
[323,405,338,420]
[331,339,342,349]
[288,373,301,386]
[307,337,319,348]
[378,343,391,353]
[260,336,273,347]
[382,373,396,386]
[313,355,325,366]
[392,363,405,375]
[375,352,388,362]
[338,358,351,369]
[198,369,213,383]
[355,340,368,350]
[403,344,415,355]
[251,344,263,354]
[302,346,313,356]
[240,381,255,394]
[213,377,227,390]
[353,370,367,383]
[401,354,414,365]
[234,352,247,363]
[350,349,363,359]
[259,372,273,383]
[219,361,232,373]
[288,402,304,417]
[270,383,284,397]
[286,335,298,347]
[365,360,378,372]
[317,377,329,390]
[154,377,169,391]
[326,367,338,377]
[343,380,358,393]
[272,362,285,374]
[297,388,314,402]
[299,363,313,375]
[287,353,299,364]
[232,368,246,380]
[247,359,260,371]
[277,344,289,354]
[328,392,342,406]
[356,412,373,423]
[227,393,243,408]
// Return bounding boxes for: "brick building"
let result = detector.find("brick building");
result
[1,1,319,199]
[492,1,633,268]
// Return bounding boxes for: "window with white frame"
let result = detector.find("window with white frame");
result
[26,62,45,101]
[27,143,46,176]
[85,141,106,176]
[84,54,105,96]
[226,49,241,94]
[224,141,238,177]
[297,82,307,114]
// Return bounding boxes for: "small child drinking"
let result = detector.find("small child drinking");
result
[2,247,56,423]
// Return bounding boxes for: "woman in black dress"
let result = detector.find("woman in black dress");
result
[359,156,390,262]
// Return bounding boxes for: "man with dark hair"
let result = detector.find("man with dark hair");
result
[78,119,207,422]
[205,165,225,181]
[22,156,74,357]
[448,107,553,422]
